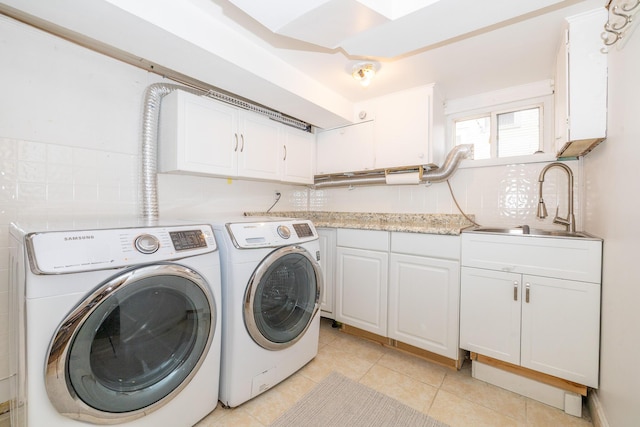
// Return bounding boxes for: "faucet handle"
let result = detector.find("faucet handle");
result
[552,205,569,226]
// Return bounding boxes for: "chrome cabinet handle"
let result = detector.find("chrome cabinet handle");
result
[513,281,518,301]
[240,135,245,152]
[234,134,238,152]
[525,283,530,303]
[283,145,287,161]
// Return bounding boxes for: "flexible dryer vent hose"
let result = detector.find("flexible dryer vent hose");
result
[141,83,203,221]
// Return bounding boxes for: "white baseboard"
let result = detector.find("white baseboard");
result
[588,390,610,427]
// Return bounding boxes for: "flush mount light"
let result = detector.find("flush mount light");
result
[352,62,378,87]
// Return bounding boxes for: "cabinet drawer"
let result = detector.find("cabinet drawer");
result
[337,229,389,251]
[391,232,460,260]
[461,233,602,283]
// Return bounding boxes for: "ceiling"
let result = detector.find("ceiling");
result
[0,0,606,128]
[216,0,605,102]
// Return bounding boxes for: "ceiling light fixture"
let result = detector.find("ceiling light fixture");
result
[352,62,378,87]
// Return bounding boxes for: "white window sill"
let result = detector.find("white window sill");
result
[457,152,558,169]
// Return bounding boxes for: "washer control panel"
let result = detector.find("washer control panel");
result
[26,224,216,274]
[227,219,318,249]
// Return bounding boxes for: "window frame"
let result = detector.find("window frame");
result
[447,94,555,168]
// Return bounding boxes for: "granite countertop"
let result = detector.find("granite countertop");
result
[244,211,476,235]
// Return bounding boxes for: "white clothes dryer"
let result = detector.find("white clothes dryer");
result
[211,217,323,408]
[8,221,222,427]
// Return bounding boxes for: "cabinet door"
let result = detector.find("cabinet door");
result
[520,275,600,387]
[238,111,282,180]
[370,86,432,169]
[282,127,315,184]
[460,267,521,364]
[317,228,336,318]
[316,121,375,174]
[159,90,238,176]
[335,247,388,336]
[388,253,460,359]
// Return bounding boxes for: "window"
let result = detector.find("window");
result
[454,106,542,160]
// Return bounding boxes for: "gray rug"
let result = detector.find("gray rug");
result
[270,372,449,427]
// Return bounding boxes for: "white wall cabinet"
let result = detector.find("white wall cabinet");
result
[388,232,460,359]
[460,232,602,387]
[356,84,445,169]
[160,90,314,184]
[281,126,315,184]
[317,228,336,318]
[316,121,375,174]
[554,8,607,156]
[335,229,389,336]
[315,84,445,175]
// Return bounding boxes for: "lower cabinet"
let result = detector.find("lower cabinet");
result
[389,253,460,359]
[335,230,389,336]
[317,228,336,319]
[460,232,602,388]
[334,228,461,361]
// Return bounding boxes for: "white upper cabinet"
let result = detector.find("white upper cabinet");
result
[554,8,608,156]
[281,126,316,184]
[315,84,445,175]
[357,84,445,169]
[159,90,238,176]
[236,110,282,181]
[159,90,314,184]
[315,120,375,175]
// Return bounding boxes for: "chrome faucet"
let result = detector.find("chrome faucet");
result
[537,162,576,233]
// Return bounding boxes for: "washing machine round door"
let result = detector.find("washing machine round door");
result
[45,263,215,424]
[244,245,323,350]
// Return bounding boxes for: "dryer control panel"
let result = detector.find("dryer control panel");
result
[227,219,318,249]
[26,224,216,274]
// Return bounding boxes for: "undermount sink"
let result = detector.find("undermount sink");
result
[464,226,598,240]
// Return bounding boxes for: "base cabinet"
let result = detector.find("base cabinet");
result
[335,232,389,336]
[317,228,336,318]
[460,232,602,388]
[389,253,459,359]
[335,229,461,361]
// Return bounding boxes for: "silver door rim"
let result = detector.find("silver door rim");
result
[45,263,216,424]
[244,245,322,350]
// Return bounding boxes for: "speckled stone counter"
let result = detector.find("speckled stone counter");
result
[244,211,475,235]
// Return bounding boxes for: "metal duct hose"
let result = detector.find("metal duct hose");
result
[313,144,474,189]
[141,83,203,221]
[420,144,474,183]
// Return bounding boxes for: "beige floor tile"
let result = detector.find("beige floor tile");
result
[441,366,527,422]
[428,389,522,427]
[193,402,229,426]
[298,338,378,382]
[359,364,439,412]
[329,331,388,364]
[318,318,341,348]
[239,373,317,425]
[194,407,264,427]
[376,348,448,388]
[526,399,593,427]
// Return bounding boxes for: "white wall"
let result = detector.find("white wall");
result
[0,15,306,403]
[583,31,640,427]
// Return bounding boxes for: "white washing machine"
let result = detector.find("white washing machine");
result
[211,217,323,408]
[8,221,222,426]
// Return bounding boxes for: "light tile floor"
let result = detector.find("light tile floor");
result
[195,318,594,427]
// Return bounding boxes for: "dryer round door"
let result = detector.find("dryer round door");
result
[244,245,323,350]
[45,263,216,424]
